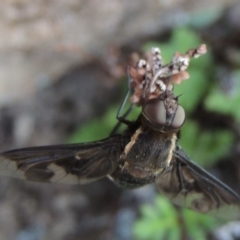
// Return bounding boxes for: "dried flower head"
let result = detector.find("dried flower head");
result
[129,44,207,106]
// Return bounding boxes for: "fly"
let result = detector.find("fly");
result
[0,44,240,220]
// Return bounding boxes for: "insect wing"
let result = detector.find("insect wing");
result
[0,135,122,184]
[155,147,240,220]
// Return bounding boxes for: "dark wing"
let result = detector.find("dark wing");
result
[0,135,123,184]
[155,146,240,220]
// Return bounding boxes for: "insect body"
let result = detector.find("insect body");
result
[1,45,240,220]
[110,91,184,188]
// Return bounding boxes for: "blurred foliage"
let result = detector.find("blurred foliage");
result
[205,70,240,120]
[68,104,118,143]
[180,120,234,167]
[133,196,181,240]
[68,101,141,143]
[68,26,238,240]
[133,196,219,240]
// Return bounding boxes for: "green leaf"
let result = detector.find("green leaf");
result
[171,28,202,52]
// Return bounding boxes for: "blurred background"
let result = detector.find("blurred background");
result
[0,0,240,239]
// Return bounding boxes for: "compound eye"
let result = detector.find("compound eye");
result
[143,99,166,125]
[171,105,185,129]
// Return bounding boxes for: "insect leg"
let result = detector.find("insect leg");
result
[110,104,134,135]
[110,67,136,136]
[176,161,185,191]
[117,66,135,122]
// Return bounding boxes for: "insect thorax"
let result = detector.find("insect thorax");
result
[108,126,178,188]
